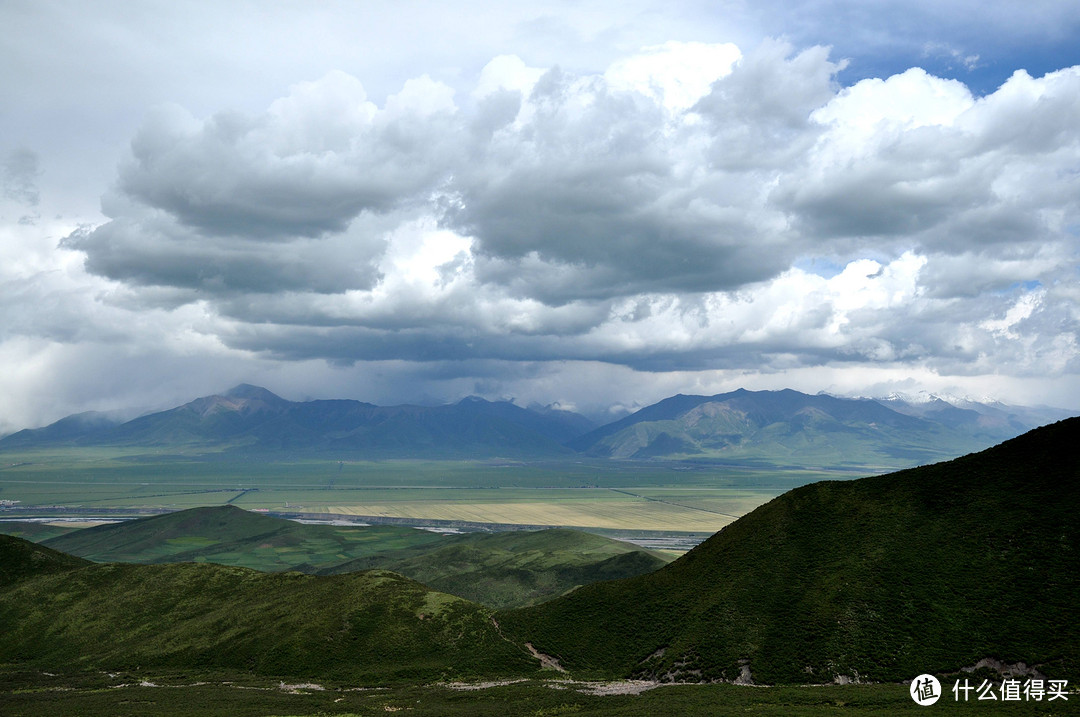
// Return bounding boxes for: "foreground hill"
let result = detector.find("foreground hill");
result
[568,388,1053,468]
[0,534,536,683]
[41,506,668,608]
[316,527,671,609]
[502,418,1080,683]
[0,534,88,587]
[0,384,594,458]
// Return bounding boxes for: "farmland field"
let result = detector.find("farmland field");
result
[0,448,858,533]
[316,487,765,531]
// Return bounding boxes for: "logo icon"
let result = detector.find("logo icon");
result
[911,674,942,706]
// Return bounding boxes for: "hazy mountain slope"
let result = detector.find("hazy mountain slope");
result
[875,395,1026,440]
[876,393,1077,441]
[105,384,293,446]
[0,410,125,448]
[42,505,446,571]
[570,388,997,468]
[0,543,537,683]
[502,418,1080,683]
[317,527,672,609]
[0,384,595,458]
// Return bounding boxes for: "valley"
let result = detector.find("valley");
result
[5,384,1037,541]
[1,387,1076,715]
[0,442,841,543]
[9,7,1080,713]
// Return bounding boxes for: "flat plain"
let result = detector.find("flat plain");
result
[0,448,853,533]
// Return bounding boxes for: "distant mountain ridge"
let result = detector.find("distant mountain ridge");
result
[0,384,596,458]
[567,388,1072,468]
[1,384,1072,469]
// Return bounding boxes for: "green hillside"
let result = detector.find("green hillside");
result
[40,507,670,608]
[501,418,1080,684]
[42,505,446,572]
[319,527,672,608]
[0,534,88,587]
[0,535,537,683]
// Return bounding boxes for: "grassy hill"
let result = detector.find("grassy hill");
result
[0,534,537,683]
[41,506,449,571]
[318,527,671,608]
[0,534,88,587]
[501,418,1080,684]
[40,506,669,608]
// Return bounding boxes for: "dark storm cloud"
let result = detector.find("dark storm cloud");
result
[63,209,389,296]
[63,71,468,298]
[117,96,455,237]
[225,323,566,365]
[118,87,458,240]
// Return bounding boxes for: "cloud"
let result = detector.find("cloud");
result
[738,0,1080,94]
[64,206,390,297]
[448,41,843,303]
[2,148,40,206]
[63,70,466,297]
[43,44,1078,412]
[115,72,460,240]
[604,41,742,111]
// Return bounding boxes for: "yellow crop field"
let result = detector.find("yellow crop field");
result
[323,487,773,531]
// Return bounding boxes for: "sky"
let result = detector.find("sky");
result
[2,0,1080,430]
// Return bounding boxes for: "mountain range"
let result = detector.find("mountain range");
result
[566,388,1070,467]
[1,384,1073,469]
[0,384,593,459]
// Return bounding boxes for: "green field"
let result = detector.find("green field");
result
[37,510,448,573]
[0,448,853,533]
[26,507,671,609]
